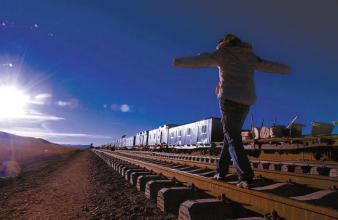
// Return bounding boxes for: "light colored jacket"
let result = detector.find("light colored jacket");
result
[173,46,290,105]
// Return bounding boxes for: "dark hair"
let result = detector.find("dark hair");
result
[217,34,252,49]
[221,34,242,46]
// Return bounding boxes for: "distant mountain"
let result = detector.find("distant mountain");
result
[0,131,74,178]
[0,131,52,145]
[62,144,91,149]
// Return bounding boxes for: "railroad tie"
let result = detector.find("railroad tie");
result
[130,171,152,185]
[124,168,145,181]
[177,167,197,172]
[329,168,338,178]
[252,182,291,191]
[294,165,311,174]
[291,190,336,201]
[310,166,331,176]
[197,170,216,177]
[268,163,282,171]
[157,187,210,214]
[186,168,206,174]
[158,187,194,213]
[145,180,177,200]
[136,175,164,191]
[178,198,229,220]
[117,164,125,173]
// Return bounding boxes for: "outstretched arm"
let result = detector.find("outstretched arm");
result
[255,57,291,74]
[173,52,219,68]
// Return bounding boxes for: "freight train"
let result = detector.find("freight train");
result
[105,116,337,150]
[111,118,223,149]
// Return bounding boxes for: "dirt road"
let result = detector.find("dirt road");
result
[0,150,176,219]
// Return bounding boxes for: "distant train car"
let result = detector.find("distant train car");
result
[125,136,136,148]
[148,124,177,146]
[135,130,149,147]
[168,118,223,147]
[115,138,123,148]
[111,139,115,148]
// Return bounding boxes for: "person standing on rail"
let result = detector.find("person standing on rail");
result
[173,34,290,187]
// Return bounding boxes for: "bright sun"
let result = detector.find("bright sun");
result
[0,86,30,120]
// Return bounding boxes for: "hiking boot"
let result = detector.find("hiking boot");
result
[236,179,253,189]
[213,173,226,180]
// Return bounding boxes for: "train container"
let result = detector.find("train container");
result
[168,118,223,146]
[121,137,127,147]
[148,124,177,146]
[115,139,122,148]
[120,138,124,148]
[135,130,149,146]
[125,136,136,148]
[115,139,120,148]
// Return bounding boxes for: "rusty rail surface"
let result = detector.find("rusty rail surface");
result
[112,150,338,190]
[95,150,338,220]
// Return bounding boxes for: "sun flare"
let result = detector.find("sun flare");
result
[0,86,30,120]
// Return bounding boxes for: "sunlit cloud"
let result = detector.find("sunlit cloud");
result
[0,111,64,122]
[17,113,64,122]
[111,103,131,113]
[2,63,13,68]
[29,93,52,105]
[35,93,52,100]
[0,128,112,139]
[121,104,130,112]
[56,101,68,106]
[0,85,62,122]
[56,98,79,109]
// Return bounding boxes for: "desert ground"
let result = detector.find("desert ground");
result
[0,150,177,219]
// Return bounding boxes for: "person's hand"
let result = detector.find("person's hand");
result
[215,84,220,96]
[198,52,209,56]
[172,58,179,66]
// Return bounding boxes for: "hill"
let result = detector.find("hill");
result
[0,131,75,178]
[62,144,91,149]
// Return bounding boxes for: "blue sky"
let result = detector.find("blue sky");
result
[0,0,337,144]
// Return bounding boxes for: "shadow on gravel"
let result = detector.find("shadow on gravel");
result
[88,151,177,220]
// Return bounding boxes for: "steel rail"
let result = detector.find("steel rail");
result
[97,150,338,220]
[120,150,338,168]
[115,150,338,190]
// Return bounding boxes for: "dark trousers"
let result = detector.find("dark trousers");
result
[217,99,254,181]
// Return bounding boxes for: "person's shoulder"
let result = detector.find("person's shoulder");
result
[212,48,228,58]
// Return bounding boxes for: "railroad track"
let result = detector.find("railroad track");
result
[94,149,338,220]
[112,150,337,190]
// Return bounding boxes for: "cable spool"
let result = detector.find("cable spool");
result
[241,130,252,141]
[260,126,271,139]
[253,127,261,139]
